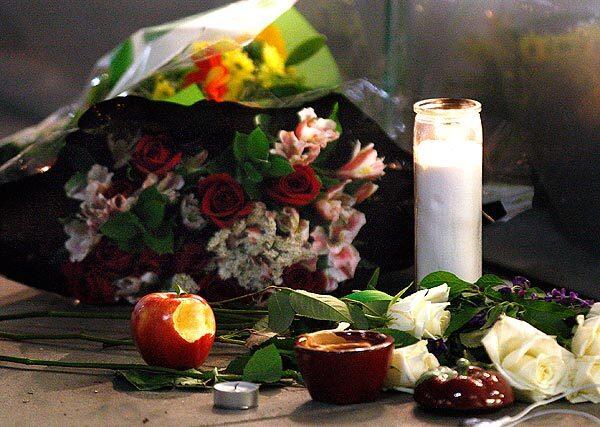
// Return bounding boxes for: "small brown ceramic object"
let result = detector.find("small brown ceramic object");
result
[294,330,394,405]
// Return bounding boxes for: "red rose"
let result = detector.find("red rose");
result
[267,165,321,206]
[62,240,135,304]
[171,242,212,282]
[282,263,327,293]
[197,173,253,228]
[196,274,252,303]
[131,135,182,176]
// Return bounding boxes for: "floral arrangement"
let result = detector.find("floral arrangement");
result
[61,102,385,304]
[144,25,326,103]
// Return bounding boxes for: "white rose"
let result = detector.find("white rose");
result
[387,284,451,339]
[482,315,574,402]
[572,303,600,357]
[384,340,440,389]
[567,356,600,403]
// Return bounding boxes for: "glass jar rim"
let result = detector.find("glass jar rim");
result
[414,98,481,115]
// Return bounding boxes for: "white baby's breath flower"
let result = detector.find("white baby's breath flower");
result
[384,340,440,389]
[482,315,574,402]
[207,203,312,291]
[387,284,451,339]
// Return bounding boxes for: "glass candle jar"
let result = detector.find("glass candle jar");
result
[413,98,483,283]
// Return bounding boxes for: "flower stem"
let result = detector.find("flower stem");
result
[0,311,130,321]
[210,286,278,307]
[0,354,220,378]
[215,336,246,346]
[0,308,266,323]
[0,331,133,347]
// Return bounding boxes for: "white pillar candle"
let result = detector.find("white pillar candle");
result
[413,98,483,284]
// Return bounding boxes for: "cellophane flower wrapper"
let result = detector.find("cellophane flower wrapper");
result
[0,0,343,184]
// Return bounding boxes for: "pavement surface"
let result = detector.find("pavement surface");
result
[0,276,599,427]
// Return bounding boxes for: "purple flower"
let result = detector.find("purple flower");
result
[427,338,448,358]
[467,311,486,328]
[512,276,531,289]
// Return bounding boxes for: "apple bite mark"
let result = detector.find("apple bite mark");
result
[172,299,216,343]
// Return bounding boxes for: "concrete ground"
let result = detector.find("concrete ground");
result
[0,277,598,427]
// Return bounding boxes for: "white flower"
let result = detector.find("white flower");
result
[180,194,206,230]
[64,220,101,262]
[207,203,313,291]
[482,315,574,402]
[142,172,184,202]
[387,284,451,339]
[567,356,600,403]
[572,303,600,357]
[384,341,440,389]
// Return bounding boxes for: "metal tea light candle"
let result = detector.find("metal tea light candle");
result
[413,98,483,284]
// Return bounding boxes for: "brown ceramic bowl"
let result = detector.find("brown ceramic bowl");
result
[294,330,394,405]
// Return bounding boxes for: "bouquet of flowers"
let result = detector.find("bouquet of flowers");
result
[59,95,385,305]
[0,0,341,184]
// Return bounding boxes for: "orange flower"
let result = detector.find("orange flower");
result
[255,24,287,59]
[184,50,230,102]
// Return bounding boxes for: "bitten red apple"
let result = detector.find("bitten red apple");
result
[131,292,216,370]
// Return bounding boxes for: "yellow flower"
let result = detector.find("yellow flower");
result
[222,49,255,99]
[255,24,287,59]
[258,44,287,88]
[152,78,176,100]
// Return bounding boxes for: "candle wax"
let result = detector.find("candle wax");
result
[414,139,482,283]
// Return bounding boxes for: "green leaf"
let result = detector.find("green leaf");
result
[475,274,506,289]
[312,140,338,166]
[367,268,380,290]
[267,155,294,177]
[347,303,369,329]
[64,172,86,196]
[328,102,342,133]
[345,289,392,304]
[100,211,142,242]
[459,329,488,348]
[318,174,341,189]
[483,304,506,329]
[109,39,133,88]
[116,370,176,391]
[420,271,475,299]
[247,127,270,162]
[285,35,327,66]
[142,228,174,254]
[267,291,295,333]
[288,290,352,323]
[445,306,483,336]
[388,284,413,310]
[243,162,263,183]
[243,344,283,383]
[233,132,248,162]
[373,328,418,348]
[164,83,205,106]
[173,377,209,388]
[134,186,168,229]
[225,355,251,375]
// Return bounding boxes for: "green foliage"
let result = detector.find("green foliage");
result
[231,126,294,197]
[108,39,133,88]
[444,305,482,337]
[242,344,283,383]
[420,271,476,299]
[116,369,209,391]
[373,328,418,348]
[289,290,352,323]
[285,35,327,66]
[64,172,86,196]
[366,268,380,290]
[100,185,174,254]
[328,102,342,133]
[267,291,295,333]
